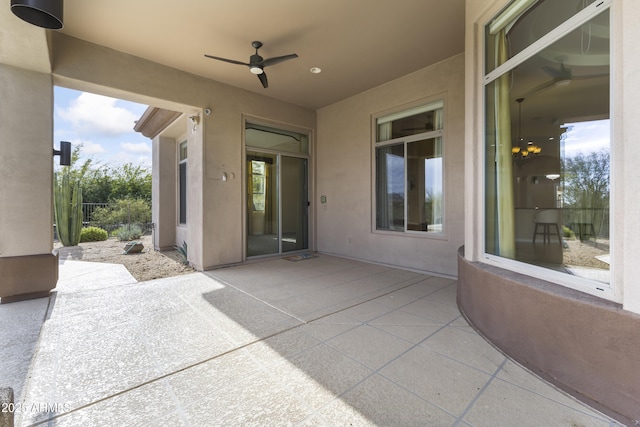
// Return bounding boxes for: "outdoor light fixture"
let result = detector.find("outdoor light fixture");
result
[189,115,200,133]
[11,0,64,30]
[53,141,71,166]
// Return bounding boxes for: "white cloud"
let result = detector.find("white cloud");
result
[114,152,152,170]
[57,92,140,136]
[121,142,151,154]
[562,119,610,158]
[81,141,106,155]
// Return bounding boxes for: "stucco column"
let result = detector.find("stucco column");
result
[152,136,177,250]
[617,0,640,314]
[0,64,57,302]
[186,113,204,270]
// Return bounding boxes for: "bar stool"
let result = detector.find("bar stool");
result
[532,209,562,244]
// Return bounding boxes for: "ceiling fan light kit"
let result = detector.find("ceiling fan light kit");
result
[205,40,298,88]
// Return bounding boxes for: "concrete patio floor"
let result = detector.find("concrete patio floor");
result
[1,254,622,426]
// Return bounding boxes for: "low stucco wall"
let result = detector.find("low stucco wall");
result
[0,253,58,303]
[457,248,640,426]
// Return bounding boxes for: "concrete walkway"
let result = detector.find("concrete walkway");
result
[2,255,622,426]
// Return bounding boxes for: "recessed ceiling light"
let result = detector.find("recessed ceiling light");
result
[310,67,322,74]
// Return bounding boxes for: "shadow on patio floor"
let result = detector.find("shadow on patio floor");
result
[7,255,621,426]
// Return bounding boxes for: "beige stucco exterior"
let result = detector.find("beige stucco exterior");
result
[50,33,316,270]
[317,54,465,277]
[0,0,636,309]
[0,0,637,310]
[0,63,58,300]
[1,1,640,421]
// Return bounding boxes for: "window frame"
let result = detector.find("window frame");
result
[372,99,446,237]
[480,0,614,299]
[178,140,187,226]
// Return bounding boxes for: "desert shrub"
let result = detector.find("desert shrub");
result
[91,198,151,229]
[112,224,143,241]
[79,226,108,243]
[174,241,188,265]
[563,225,575,239]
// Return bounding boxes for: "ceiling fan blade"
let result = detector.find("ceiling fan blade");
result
[204,54,249,67]
[523,80,556,97]
[572,73,609,81]
[262,53,298,68]
[258,72,268,88]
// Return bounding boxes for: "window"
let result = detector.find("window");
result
[484,0,611,286]
[179,140,187,225]
[375,101,444,233]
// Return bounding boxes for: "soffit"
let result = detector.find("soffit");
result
[134,107,182,139]
[59,0,465,110]
[0,6,52,73]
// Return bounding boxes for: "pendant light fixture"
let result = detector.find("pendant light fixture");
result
[11,0,64,30]
[512,97,541,161]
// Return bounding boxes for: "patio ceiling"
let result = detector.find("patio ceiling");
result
[57,0,465,110]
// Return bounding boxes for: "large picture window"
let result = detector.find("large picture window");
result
[484,0,611,286]
[375,101,444,233]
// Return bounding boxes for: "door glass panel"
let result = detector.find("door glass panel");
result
[281,156,308,252]
[247,152,278,257]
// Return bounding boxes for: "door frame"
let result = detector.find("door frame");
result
[241,115,314,261]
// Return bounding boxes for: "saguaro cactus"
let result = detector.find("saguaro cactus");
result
[54,170,83,246]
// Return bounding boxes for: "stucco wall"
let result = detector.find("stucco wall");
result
[50,33,316,270]
[152,135,177,250]
[458,250,640,426]
[316,54,465,277]
[0,64,53,257]
[0,63,58,300]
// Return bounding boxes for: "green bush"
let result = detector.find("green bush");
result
[563,225,575,239]
[112,224,143,241]
[80,226,108,242]
[91,198,151,228]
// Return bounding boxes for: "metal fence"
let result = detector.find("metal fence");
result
[54,201,153,241]
[84,201,153,235]
[562,207,609,240]
[83,203,111,224]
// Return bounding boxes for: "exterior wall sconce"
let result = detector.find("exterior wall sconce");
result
[11,0,64,30]
[53,141,71,166]
[189,115,200,133]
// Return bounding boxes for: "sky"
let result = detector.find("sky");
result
[54,87,152,170]
[562,119,610,158]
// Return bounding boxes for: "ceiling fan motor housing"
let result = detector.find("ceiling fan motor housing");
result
[204,40,297,87]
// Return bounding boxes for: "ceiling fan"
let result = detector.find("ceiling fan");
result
[204,41,298,88]
[523,62,608,97]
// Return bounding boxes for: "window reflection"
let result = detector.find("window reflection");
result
[485,3,610,284]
